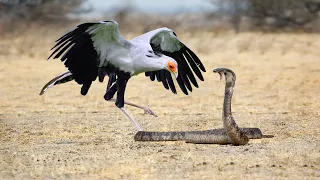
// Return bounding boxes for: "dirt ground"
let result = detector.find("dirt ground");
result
[0,30,320,179]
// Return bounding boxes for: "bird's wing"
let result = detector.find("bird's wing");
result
[47,20,131,95]
[132,28,206,95]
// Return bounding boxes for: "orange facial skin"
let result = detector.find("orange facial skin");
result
[168,61,177,74]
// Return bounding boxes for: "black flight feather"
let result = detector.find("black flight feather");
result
[183,51,204,81]
[146,30,205,95]
[150,72,155,81]
[160,70,169,90]
[164,71,176,94]
[48,23,101,95]
[185,47,206,72]
[176,75,188,95]
[81,82,92,95]
[180,54,198,87]
[156,71,161,82]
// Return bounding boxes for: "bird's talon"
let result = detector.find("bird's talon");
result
[143,108,157,117]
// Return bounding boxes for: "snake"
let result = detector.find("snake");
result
[134,68,265,145]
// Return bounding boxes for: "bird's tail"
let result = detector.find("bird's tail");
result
[39,71,74,95]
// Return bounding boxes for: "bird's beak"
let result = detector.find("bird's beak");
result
[173,70,178,79]
[167,65,178,79]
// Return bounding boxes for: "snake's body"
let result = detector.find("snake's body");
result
[134,68,264,145]
[134,128,262,144]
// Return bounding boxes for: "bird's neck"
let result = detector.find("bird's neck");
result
[132,57,166,76]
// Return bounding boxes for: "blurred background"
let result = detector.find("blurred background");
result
[1,0,320,33]
[1,0,320,58]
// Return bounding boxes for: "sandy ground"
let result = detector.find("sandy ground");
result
[0,31,320,179]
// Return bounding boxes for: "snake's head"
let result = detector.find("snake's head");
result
[213,68,236,82]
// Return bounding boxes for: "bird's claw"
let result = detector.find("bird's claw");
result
[143,107,157,117]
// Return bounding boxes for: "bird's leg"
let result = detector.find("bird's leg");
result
[122,100,157,117]
[119,107,143,131]
[104,81,157,117]
[104,85,144,130]
[106,99,157,117]
[115,72,143,131]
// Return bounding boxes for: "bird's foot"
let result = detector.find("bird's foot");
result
[142,107,157,117]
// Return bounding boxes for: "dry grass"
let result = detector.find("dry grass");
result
[0,28,320,179]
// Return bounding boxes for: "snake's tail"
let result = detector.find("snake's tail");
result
[262,135,274,138]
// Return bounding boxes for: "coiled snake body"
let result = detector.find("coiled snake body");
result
[134,68,265,145]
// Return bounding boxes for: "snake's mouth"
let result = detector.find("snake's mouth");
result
[213,68,234,81]
[213,68,224,81]
[218,72,223,81]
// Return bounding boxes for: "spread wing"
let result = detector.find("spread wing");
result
[47,20,131,95]
[132,28,206,95]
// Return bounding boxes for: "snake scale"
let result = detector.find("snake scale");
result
[134,68,266,145]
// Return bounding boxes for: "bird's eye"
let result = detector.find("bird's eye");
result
[169,65,174,69]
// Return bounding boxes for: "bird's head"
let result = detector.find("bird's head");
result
[213,68,236,82]
[165,58,178,78]
[142,49,178,78]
